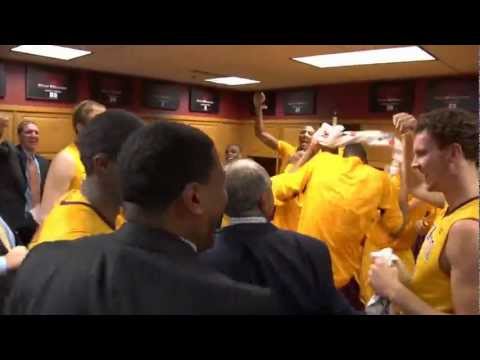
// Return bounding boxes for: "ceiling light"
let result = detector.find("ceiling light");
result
[11,45,91,60]
[205,76,260,86]
[292,46,435,68]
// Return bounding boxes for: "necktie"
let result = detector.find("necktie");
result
[27,155,41,208]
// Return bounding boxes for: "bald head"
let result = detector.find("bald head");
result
[224,158,273,218]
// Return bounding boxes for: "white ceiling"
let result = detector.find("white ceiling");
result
[0,45,477,91]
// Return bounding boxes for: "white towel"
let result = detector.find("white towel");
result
[313,123,395,148]
[365,247,399,315]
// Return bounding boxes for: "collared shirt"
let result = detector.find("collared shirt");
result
[22,147,40,212]
[0,216,16,275]
[179,237,198,253]
[229,216,268,225]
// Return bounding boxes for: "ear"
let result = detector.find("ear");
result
[181,182,204,215]
[448,143,464,163]
[91,153,110,174]
[76,123,84,134]
[258,190,274,220]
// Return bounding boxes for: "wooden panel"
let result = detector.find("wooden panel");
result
[241,124,279,158]
[365,145,393,165]
[2,104,401,172]
[14,113,75,158]
[282,126,303,148]
[361,121,394,168]
[360,122,394,132]
[183,122,233,163]
[0,110,14,142]
[0,104,73,114]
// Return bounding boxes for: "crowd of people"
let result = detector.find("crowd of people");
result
[0,92,477,314]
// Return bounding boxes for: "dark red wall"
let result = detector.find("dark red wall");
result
[239,74,476,120]
[0,60,475,120]
[0,61,242,119]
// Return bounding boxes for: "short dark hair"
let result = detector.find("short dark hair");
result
[118,121,216,212]
[416,108,478,166]
[72,100,105,134]
[226,144,242,151]
[77,109,144,176]
[17,120,38,135]
[343,143,368,164]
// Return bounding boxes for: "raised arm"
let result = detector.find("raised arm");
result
[271,156,315,203]
[393,113,445,209]
[253,92,279,151]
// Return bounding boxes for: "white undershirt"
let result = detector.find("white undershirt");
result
[229,216,268,225]
[179,237,198,253]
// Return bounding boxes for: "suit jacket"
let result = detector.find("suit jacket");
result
[16,144,50,197]
[200,222,359,315]
[0,142,49,246]
[4,222,283,315]
[0,141,28,233]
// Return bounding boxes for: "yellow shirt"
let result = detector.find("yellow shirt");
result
[409,197,479,313]
[29,189,117,249]
[115,208,127,229]
[272,141,302,231]
[357,212,397,304]
[272,152,403,288]
[272,192,303,231]
[277,140,297,173]
[220,214,231,228]
[358,173,439,303]
[64,143,86,191]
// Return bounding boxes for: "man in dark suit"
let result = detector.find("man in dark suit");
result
[5,120,281,315]
[0,117,40,246]
[16,120,50,205]
[200,158,359,314]
[15,121,50,244]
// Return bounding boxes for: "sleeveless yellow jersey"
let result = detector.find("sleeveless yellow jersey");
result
[29,189,117,249]
[358,197,436,304]
[63,142,86,191]
[272,152,403,288]
[409,197,479,313]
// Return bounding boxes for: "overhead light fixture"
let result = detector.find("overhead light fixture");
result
[10,45,91,61]
[205,76,260,86]
[292,46,435,69]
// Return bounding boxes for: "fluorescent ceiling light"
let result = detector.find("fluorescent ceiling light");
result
[292,46,435,68]
[11,45,91,60]
[205,76,260,86]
